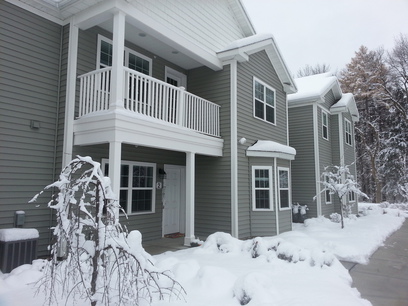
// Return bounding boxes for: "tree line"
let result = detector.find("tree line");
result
[298,34,408,203]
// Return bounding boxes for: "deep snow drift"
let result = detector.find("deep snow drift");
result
[0,203,406,306]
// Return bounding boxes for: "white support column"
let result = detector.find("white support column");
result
[110,10,125,110]
[184,152,195,246]
[109,141,122,200]
[230,60,239,238]
[62,21,79,167]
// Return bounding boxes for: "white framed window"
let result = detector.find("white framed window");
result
[348,191,355,202]
[253,77,276,125]
[278,167,291,210]
[325,175,332,204]
[102,159,156,215]
[97,35,152,75]
[345,119,353,146]
[252,166,273,211]
[322,111,329,140]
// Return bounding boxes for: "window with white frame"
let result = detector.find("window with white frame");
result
[348,191,355,202]
[103,160,156,214]
[253,78,276,124]
[97,35,151,75]
[345,119,353,146]
[322,111,329,140]
[252,166,273,210]
[325,175,332,204]
[278,167,290,209]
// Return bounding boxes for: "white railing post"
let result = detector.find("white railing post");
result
[177,86,185,127]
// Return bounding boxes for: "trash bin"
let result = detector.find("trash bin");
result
[0,228,39,273]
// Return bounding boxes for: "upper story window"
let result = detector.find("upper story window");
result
[252,166,273,211]
[322,111,329,140]
[97,35,152,75]
[103,160,156,215]
[278,167,291,210]
[253,78,276,125]
[345,119,353,146]
[348,191,355,202]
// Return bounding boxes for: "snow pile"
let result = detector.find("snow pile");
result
[290,203,406,264]
[153,232,363,306]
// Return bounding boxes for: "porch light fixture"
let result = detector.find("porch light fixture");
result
[158,168,167,179]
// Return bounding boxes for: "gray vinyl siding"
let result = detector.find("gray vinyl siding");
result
[236,51,288,238]
[330,114,342,214]
[343,112,358,214]
[322,90,336,110]
[318,106,336,217]
[277,159,292,234]
[73,144,185,241]
[248,157,277,237]
[288,106,318,217]
[0,1,63,256]
[189,65,232,239]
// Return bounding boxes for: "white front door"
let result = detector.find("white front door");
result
[162,165,186,235]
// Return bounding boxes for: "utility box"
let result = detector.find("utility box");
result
[0,228,39,273]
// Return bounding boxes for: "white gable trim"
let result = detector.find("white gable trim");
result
[217,34,297,93]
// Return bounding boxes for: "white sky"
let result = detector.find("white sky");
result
[242,0,408,75]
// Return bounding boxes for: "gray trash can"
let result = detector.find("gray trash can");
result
[0,228,39,273]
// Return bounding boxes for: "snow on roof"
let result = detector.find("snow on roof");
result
[247,140,296,160]
[331,93,360,122]
[219,33,275,52]
[288,72,339,104]
[0,228,39,242]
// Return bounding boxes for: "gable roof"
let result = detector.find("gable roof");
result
[288,72,359,121]
[288,72,341,105]
[217,33,297,93]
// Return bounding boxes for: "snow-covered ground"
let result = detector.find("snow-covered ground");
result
[0,203,406,306]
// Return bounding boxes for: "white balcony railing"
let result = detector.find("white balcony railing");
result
[78,67,220,137]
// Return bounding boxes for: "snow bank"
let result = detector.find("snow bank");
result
[291,203,406,264]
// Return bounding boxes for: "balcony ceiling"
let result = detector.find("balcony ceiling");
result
[98,20,203,70]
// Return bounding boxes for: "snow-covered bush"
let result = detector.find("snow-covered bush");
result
[330,213,342,223]
[30,156,184,306]
[203,233,334,268]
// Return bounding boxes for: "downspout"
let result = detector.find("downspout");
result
[230,59,239,238]
[49,24,64,249]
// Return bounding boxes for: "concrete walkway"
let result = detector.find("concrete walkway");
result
[342,219,408,306]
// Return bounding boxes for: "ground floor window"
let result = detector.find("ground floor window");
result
[103,160,156,214]
[348,191,355,202]
[278,167,291,210]
[252,166,273,211]
[325,174,332,204]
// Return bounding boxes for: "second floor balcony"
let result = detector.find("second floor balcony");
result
[77,67,221,138]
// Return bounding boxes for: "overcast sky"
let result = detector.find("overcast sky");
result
[242,0,408,76]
